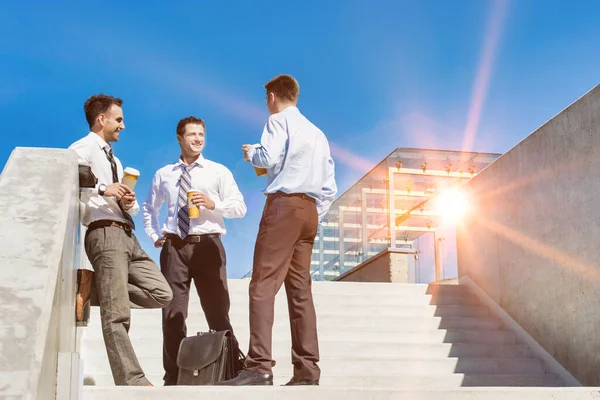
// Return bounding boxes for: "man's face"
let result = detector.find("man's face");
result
[100,104,125,142]
[178,123,205,155]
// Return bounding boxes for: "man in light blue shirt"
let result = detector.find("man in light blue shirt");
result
[218,74,336,386]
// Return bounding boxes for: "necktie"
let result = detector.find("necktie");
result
[103,145,135,229]
[177,164,194,239]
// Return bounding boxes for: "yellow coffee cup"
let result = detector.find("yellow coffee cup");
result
[122,167,140,190]
[253,166,267,177]
[187,190,200,218]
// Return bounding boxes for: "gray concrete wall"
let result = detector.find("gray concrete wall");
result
[457,84,600,385]
[0,148,79,398]
[336,249,411,283]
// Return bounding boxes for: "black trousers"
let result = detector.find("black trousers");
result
[160,234,239,384]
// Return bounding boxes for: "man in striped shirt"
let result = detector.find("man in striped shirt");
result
[142,116,247,386]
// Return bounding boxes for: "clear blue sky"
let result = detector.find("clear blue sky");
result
[1,0,599,278]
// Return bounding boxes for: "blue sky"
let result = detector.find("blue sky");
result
[1,0,599,278]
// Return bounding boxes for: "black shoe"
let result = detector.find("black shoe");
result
[214,370,273,386]
[283,377,319,386]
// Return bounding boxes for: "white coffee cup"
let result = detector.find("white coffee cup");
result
[122,167,140,191]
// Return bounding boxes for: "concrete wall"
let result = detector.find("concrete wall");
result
[336,249,412,282]
[0,148,79,398]
[457,84,600,385]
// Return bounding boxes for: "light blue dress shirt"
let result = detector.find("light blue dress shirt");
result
[247,106,337,221]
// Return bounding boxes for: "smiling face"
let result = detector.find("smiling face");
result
[100,104,125,143]
[177,123,205,157]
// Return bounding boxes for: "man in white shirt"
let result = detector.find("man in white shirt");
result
[142,116,247,386]
[218,74,337,386]
[69,94,173,386]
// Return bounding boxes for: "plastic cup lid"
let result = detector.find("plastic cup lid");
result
[123,167,140,176]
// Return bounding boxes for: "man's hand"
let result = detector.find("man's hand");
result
[192,193,215,210]
[242,144,253,162]
[104,183,131,200]
[120,192,136,210]
[154,236,167,248]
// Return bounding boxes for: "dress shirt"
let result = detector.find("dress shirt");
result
[69,132,140,227]
[142,155,247,243]
[247,106,337,220]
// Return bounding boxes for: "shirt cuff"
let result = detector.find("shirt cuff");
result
[150,233,160,244]
[212,198,224,214]
[247,143,261,161]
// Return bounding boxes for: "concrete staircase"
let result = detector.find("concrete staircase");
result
[80,280,566,399]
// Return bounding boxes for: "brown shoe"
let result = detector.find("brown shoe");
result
[76,269,93,322]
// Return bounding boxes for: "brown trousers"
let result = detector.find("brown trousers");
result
[245,192,320,380]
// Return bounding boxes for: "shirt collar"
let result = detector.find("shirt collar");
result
[174,154,206,170]
[88,131,110,150]
[282,106,299,114]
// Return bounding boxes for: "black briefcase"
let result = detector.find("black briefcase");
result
[176,330,238,385]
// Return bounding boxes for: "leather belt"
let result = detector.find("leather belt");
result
[268,191,316,204]
[87,220,132,235]
[166,233,221,243]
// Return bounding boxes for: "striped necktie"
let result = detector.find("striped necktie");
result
[177,164,194,238]
[103,145,135,229]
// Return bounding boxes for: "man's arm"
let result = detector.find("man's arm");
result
[68,144,96,203]
[317,157,337,222]
[213,167,247,219]
[68,143,130,202]
[246,115,287,169]
[142,171,164,245]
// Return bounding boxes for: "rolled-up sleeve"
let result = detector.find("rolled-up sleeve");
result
[68,144,98,203]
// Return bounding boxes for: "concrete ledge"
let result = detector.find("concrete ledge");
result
[460,275,580,387]
[0,147,80,398]
[334,248,416,282]
[457,84,600,385]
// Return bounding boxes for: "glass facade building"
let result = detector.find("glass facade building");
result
[311,148,500,281]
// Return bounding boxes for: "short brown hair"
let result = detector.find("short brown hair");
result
[177,116,206,137]
[84,94,123,128]
[264,74,299,103]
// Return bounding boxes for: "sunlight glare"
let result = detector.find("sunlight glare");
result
[435,188,470,224]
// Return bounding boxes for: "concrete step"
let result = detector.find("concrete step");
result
[83,341,530,359]
[83,328,516,347]
[86,304,492,321]
[85,356,544,376]
[81,316,505,341]
[225,281,471,296]
[83,372,558,388]
[426,284,471,296]
[83,387,594,400]
[163,293,482,307]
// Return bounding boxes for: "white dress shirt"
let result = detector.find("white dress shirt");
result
[69,132,140,227]
[247,106,337,220]
[142,155,247,244]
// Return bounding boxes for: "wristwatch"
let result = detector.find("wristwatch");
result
[98,183,107,196]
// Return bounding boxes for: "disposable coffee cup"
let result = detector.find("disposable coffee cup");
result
[253,166,267,177]
[122,167,140,191]
[187,190,200,219]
